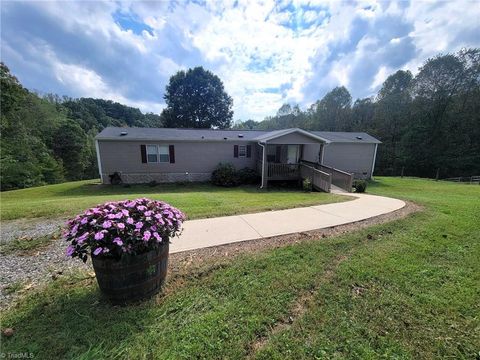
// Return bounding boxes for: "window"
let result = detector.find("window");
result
[238,145,246,158]
[147,145,158,163]
[146,145,170,163]
[158,145,170,163]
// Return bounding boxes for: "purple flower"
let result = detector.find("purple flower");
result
[70,224,79,236]
[102,220,112,229]
[143,231,151,241]
[153,232,162,242]
[77,232,89,244]
[125,201,136,208]
[65,198,183,263]
[66,245,75,257]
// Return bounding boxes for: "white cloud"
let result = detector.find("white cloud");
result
[1,0,479,121]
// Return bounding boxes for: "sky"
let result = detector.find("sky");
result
[1,0,479,121]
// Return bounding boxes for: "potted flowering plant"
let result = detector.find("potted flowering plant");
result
[64,198,185,304]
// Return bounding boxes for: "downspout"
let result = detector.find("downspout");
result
[370,143,378,180]
[258,141,266,189]
[95,139,104,184]
[320,143,327,165]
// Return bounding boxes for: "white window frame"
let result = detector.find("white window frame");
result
[158,145,170,163]
[238,145,247,158]
[146,144,158,163]
[146,144,170,163]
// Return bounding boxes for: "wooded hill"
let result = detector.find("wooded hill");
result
[0,63,162,190]
[1,48,479,190]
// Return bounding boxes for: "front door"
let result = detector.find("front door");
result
[287,145,300,164]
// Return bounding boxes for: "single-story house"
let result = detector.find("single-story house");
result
[95,127,381,189]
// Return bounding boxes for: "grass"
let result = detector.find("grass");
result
[3,281,25,295]
[0,180,348,221]
[0,233,59,256]
[1,177,479,359]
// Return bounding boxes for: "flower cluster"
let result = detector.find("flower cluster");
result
[64,198,185,262]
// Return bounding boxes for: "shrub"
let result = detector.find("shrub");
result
[109,172,122,185]
[353,179,367,193]
[303,177,313,192]
[237,167,260,184]
[64,198,185,262]
[211,163,240,187]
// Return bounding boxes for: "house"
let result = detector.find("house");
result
[95,127,381,191]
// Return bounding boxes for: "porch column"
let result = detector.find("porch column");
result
[261,142,268,188]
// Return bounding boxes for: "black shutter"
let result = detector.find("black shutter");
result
[169,145,175,163]
[140,145,147,163]
[234,145,239,158]
[275,145,281,163]
[246,145,252,158]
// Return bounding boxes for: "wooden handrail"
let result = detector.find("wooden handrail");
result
[300,160,353,192]
[300,163,331,193]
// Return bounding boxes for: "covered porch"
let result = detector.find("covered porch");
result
[254,129,353,192]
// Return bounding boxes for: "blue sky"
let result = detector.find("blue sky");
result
[1,0,479,121]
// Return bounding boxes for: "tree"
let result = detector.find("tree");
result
[161,67,233,128]
[52,121,88,180]
[232,119,259,129]
[310,86,352,131]
[373,70,413,174]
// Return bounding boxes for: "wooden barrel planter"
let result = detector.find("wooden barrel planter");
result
[92,243,169,304]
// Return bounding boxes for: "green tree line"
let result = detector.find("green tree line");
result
[234,48,480,178]
[0,63,162,190]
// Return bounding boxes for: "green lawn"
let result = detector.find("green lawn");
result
[0,180,348,221]
[2,178,479,359]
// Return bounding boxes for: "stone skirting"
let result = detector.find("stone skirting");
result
[102,172,211,184]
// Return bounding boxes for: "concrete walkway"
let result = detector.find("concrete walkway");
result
[171,192,405,253]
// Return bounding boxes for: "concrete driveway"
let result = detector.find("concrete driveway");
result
[171,193,405,253]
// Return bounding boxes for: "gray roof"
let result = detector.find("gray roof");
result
[312,131,381,144]
[96,127,381,144]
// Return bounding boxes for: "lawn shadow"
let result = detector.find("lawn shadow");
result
[1,274,166,358]
[54,181,308,198]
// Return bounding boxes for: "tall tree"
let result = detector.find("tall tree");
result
[52,121,88,180]
[373,70,413,174]
[310,86,352,131]
[161,67,233,128]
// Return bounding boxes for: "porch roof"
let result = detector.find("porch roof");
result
[253,128,330,144]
